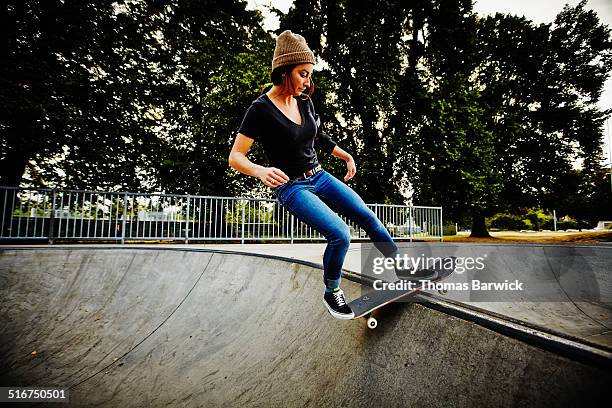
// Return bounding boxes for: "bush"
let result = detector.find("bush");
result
[486,209,595,231]
[488,213,529,230]
[557,218,578,230]
[443,223,457,236]
[524,208,554,230]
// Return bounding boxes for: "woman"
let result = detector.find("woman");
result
[229,30,435,319]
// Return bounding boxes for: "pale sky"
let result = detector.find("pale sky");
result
[247,0,612,164]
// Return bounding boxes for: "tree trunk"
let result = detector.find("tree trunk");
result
[0,149,29,188]
[470,211,490,237]
[0,149,30,237]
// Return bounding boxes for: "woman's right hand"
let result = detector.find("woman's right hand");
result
[257,167,290,188]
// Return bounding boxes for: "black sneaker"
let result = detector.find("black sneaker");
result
[323,289,354,319]
[395,267,438,282]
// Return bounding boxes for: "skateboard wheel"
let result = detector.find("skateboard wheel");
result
[366,316,378,329]
[438,289,448,295]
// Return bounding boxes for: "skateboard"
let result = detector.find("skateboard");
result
[347,256,457,329]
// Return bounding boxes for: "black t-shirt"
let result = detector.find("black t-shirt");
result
[238,94,337,179]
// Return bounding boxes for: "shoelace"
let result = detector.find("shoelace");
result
[333,290,346,307]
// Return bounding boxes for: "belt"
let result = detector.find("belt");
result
[293,164,323,181]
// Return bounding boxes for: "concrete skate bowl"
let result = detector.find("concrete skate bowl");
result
[0,247,610,407]
[388,243,612,349]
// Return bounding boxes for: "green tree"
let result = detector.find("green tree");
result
[409,0,504,237]
[472,2,612,233]
[1,0,272,197]
[1,0,122,188]
[149,0,273,196]
[279,0,611,236]
[281,0,408,203]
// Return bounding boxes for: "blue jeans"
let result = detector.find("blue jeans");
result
[273,170,398,288]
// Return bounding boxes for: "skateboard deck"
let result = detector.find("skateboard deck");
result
[348,256,456,328]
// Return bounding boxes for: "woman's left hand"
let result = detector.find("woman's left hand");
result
[344,155,356,181]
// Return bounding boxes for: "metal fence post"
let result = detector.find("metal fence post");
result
[49,189,56,245]
[408,206,413,242]
[241,199,245,245]
[121,192,127,245]
[439,207,444,242]
[185,195,190,244]
[290,214,294,244]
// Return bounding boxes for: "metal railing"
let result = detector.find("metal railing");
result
[0,186,443,243]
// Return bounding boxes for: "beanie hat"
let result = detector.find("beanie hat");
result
[271,30,316,72]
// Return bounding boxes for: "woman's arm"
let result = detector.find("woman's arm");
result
[331,145,356,182]
[228,133,289,188]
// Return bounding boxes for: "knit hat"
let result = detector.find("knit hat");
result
[271,30,316,72]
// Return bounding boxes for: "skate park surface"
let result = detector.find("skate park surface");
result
[0,244,610,407]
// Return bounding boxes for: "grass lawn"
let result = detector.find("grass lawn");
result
[443,230,612,244]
